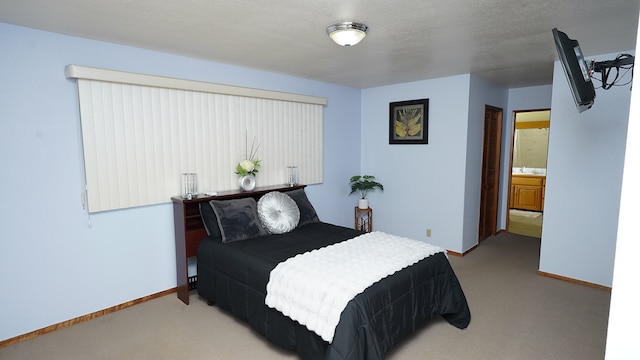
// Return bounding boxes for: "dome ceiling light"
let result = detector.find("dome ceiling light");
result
[326,22,368,47]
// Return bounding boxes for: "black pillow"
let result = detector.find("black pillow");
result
[199,202,222,241]
[209,198,269,243]
[285,188,320,227]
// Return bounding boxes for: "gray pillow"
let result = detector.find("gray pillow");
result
[199,202,222,241]
[257,192,300,234]
[209,198,269,243]
[285,188,320,227]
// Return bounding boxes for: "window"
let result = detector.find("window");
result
[67,65,325,212]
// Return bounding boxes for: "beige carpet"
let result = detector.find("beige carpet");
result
[0,233,610,360]
[509,209,543,238]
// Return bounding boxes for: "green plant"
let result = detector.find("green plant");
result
[349,175,384,199]
[235,134,261,176]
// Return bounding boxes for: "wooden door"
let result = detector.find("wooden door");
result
[479,105,503,242]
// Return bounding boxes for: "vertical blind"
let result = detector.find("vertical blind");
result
[69,66,325,213]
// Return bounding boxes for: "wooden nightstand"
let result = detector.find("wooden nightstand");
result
[354,207,372,232]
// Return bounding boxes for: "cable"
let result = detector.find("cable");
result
[591,54,635,90]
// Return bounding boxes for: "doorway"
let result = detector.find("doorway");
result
[507,109,550,238]
[478,105,503,242]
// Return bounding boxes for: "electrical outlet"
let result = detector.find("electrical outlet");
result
[426,228,432,237]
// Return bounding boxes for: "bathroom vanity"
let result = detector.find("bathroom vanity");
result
[510,174,545,211]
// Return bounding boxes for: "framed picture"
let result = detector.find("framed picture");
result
[389,98,429,144]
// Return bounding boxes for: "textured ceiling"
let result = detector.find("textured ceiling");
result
[1,0,638,89]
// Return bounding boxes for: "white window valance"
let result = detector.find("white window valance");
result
[66,65,325,213]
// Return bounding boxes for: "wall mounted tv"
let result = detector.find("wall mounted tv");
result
[552,28,635,113]
[552,28,596,112]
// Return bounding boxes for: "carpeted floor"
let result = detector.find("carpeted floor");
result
[509,209,543,238]
[0,232,610,360]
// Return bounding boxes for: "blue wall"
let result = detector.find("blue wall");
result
[540,52,633,287]
[464,75,509,250]
[360,75,472,252]
[360,74,508,253]
[0,23,360,341]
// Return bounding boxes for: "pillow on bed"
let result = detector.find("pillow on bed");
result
[209,198,269,243]
[285,188,320,227]
[199,202,222,241]
[257,192,300,234]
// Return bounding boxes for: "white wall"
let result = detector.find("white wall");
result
[0,23,361,342]
[540,52,633,287]
[605,16,640,359]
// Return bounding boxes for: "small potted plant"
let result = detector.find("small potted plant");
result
[349,175,384,209]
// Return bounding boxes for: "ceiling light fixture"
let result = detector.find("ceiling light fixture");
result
[326,22,368,47]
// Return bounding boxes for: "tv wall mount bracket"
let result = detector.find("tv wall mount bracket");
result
[590,54,634,90]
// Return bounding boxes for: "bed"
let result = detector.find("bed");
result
[195,186,470,360]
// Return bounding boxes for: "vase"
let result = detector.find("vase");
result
[181,173,198,199]
[358,198,369,209]
[239,174,256,191]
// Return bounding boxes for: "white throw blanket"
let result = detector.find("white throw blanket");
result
[264,231,445,343]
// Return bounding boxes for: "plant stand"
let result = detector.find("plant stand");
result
[354,207,372,232]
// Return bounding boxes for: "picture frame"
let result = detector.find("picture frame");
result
[389,98,429,144]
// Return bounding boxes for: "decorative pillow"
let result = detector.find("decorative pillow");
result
[285,188,320,227]
[257,192,300,234]
[209,198,269,243]
[199,202,222,241]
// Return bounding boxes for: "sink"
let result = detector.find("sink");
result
[512,167,546,175]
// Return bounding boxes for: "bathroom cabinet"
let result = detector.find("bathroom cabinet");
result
[510,174,545,211]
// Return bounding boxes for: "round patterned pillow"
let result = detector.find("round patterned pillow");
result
[257,191,300,234]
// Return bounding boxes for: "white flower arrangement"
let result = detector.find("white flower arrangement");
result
[235,135,261,177]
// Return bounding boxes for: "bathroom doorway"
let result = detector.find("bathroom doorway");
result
[507,109,550,238]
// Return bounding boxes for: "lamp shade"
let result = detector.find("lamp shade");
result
[326,22,368,47]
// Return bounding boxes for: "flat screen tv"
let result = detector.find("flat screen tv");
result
[552,28,596,112]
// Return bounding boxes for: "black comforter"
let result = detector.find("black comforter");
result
[197,222,470,360]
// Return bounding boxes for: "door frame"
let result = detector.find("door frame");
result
[506,108,551,232]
